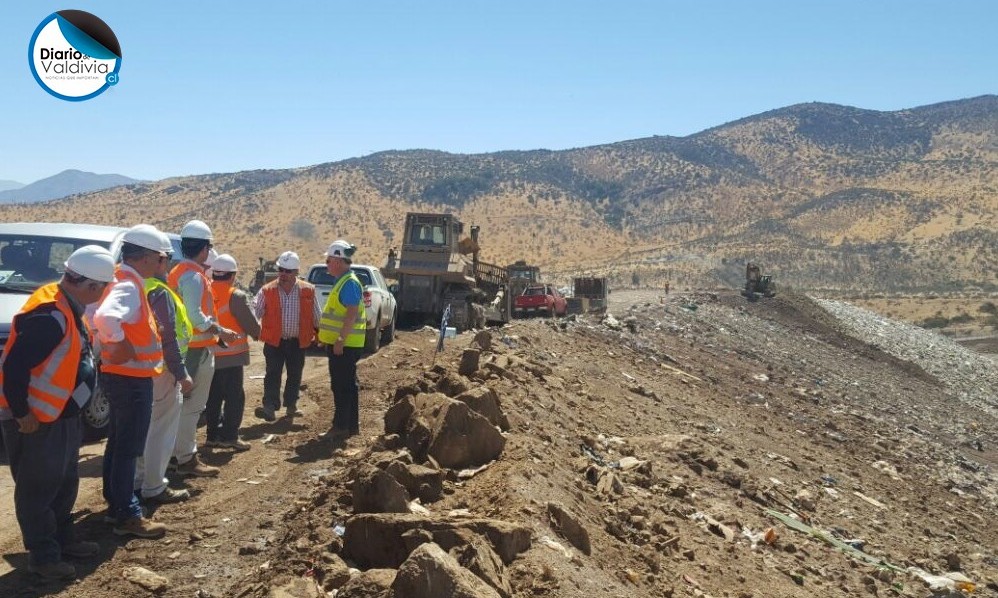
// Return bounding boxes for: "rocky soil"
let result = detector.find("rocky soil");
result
[1,290,995,597]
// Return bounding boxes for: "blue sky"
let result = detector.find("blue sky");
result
[1,1,994,183]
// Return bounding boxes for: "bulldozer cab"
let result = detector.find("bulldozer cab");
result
[404,214,459,250]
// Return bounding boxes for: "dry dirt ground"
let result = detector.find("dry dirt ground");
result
[1,290,996,597]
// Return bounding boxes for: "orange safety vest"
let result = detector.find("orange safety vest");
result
[258,279,317,349]
[100,267,164,377]
[168,260,218,348]
[211,280,249,358]
[0,284,85,422]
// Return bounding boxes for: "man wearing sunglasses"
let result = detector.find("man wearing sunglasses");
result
[0,245,114,579]
[254,251,320,422]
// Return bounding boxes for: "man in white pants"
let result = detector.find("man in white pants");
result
[167,220,237,477]
[136,230,194,502]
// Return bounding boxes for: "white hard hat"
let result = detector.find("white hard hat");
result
[123,224,167,253]
[212,253,238,273]
[65,245,115,283]
[155,231,173,253]
[180,219,213,240]
[204,247,218,267]
[276,251,300,270]
[325,240,356,260]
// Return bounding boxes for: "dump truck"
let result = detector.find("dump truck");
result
[383,212,511,331]
[507,260,541,298]
[741,262,776,300]
[569,276,609,314]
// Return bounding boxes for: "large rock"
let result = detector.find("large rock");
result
[396,393,506,469]
[391,543,501,598]
[458,348,481,376]
[344,513,531,569]
[547,501,592,555]
[448,530,512,597]
[384,397,415,435]
[386,461,444,503]
[352,465,410,513]
[436,373,471,397]
[454,386,510,431]
[337,569,396,598]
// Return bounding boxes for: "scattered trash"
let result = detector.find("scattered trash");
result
[907,567,976,593]
[752,373,770,382]
[408,500,430,515]
[457,461,494,479]
[852,491,887,509]
[539,535,574,559]
[248,375,265,380]
[766,509,904,571]
[261,434,277,444]
[332,523,345,537]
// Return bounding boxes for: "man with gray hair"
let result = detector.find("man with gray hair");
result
[254,251,320,421]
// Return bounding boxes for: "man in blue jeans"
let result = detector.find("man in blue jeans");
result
[94,225,169,538]
[0,245,115,580]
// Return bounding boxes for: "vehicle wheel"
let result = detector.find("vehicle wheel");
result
[381,309,396,345]
[365,311,381,354]
[82,382,110,442]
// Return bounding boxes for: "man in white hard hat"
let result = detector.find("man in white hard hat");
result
[317,240,366,441]
[135,229,195,505]
[253,251,320,421]
[93,225,169,539]
[0,245,114,579]
[167,220,238,478]
[205,254,259,450]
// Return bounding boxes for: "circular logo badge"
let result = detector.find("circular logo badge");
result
[28,10,121,101]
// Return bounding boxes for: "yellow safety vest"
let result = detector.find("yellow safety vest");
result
[318,273,366,348]
[145,277,193,357]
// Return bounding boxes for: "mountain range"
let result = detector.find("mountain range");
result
[0,169,138,204]
[0,96,995,292]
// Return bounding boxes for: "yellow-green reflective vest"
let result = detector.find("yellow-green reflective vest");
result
[145,277,194,357]
[318,273,366,348]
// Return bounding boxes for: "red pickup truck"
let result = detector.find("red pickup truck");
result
[514,284,567,317]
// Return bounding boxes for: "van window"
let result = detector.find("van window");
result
[0,234,112,290]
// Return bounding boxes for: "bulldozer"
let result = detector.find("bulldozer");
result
[507,260,541,299]
[383,212,511,331]
[248,257,279,295]
[741,262,776,300]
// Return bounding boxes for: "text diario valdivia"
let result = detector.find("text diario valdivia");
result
[38,48,110,74]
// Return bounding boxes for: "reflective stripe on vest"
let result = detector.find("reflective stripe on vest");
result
[317,272,366,348]
[211,280,249,357]
[146,277,193,357]
[168,260,217,348]
[0,283,83,422]
[101,268,164,377]
[259,280,317,349]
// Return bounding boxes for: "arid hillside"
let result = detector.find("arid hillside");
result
[2,96,996,292]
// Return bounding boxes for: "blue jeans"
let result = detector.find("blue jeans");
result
[101,374,153,522]
[1,416,81,566]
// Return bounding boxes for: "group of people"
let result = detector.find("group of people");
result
[0,219,368,579]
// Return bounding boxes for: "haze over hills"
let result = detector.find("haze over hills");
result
[0,180,23,193]
[0,169,139,204]
[1,96,995,292]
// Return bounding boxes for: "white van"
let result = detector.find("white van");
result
[0,222,183,441]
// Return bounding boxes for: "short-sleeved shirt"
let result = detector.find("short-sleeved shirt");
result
[332,273,362,307]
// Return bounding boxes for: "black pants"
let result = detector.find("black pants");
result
[1,416,81,566]
[327,346,363,433]
[205,366,245,442]
[262,340,305,412]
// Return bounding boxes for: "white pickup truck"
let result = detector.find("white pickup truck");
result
[307,263,398,353]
